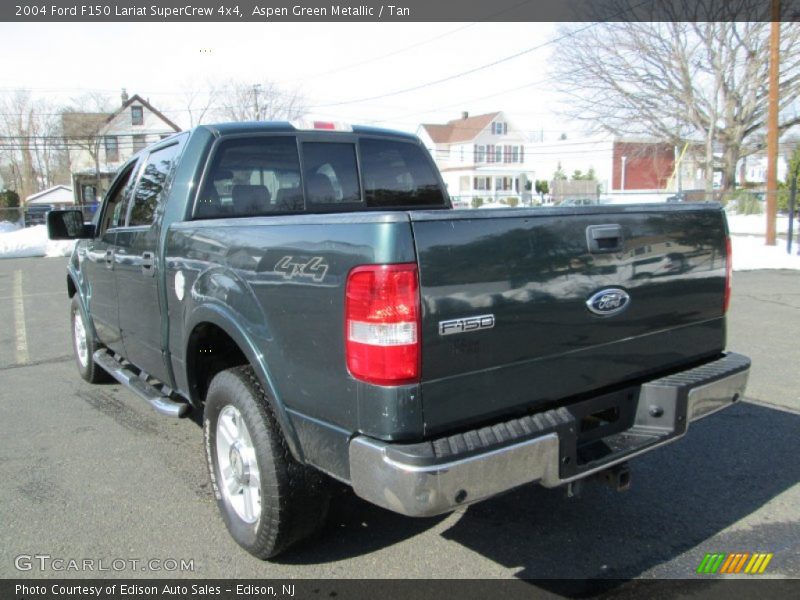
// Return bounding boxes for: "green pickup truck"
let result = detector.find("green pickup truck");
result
[48,121,750,559]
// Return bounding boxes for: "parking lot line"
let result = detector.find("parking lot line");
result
[12,270,29,365]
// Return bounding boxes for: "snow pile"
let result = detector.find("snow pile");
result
[731,235,800,271]
[0,225,76,259]
[726,213,792,236]
[0,221,20,234]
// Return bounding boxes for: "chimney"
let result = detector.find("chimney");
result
[121,88,129,105]
[461,111,469,120]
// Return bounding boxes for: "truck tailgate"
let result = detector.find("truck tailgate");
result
[410,204,728,435]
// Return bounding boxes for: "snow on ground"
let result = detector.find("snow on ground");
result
[0,225,76,259]
[731,235,800,271]
[726,213,800,270]
[726,213,792,236]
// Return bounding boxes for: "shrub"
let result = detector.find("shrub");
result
[471,197,484,209]
[732,191,763,215]
[506,196,519,207]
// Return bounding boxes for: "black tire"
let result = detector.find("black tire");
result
[70,295,112,383]
[203,365,330,559]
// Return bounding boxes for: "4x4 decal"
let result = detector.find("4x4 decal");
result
[274,256,329,283]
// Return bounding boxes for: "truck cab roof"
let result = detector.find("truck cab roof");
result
[200,121,420,143]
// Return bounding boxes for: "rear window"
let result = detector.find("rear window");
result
[194,135,445,219]
[302,142,361,208]
[360,139,446,208]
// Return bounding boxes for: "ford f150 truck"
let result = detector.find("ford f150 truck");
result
[48,121,750,559]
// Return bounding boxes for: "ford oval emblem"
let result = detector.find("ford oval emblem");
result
[586,288,630,316]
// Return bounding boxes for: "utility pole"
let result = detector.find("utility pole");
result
[765,0,781,246]
[620,156,627,191]
[252,84,261,121]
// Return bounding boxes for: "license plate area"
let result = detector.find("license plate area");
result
[559,385,676,479]
[570,387,639,448]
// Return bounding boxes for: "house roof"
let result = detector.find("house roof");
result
[26,185,73,203]
[61,93,181,137]
[115,94,181,132]
[421,112,501,144]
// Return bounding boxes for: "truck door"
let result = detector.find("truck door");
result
[114,140,184,383]
[82,160,139,353]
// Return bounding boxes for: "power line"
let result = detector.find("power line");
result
[355,67,585,126]
[305,22,613,109]
[304,0,656,110]
[282,22,480,82]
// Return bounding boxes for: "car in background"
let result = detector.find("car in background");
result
[24,204,54,227]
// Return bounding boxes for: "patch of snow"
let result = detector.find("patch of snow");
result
[0,221,21,234]
[726,213,793,236]
[0,225,76,259]
[731,235,800,271]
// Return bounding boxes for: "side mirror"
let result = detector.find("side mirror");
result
[47,210,94,240]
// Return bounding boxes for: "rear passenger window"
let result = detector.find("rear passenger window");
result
[302,143,361,207]
[128,143,181,226]
[360,139,445,208]
[196,136,303,218]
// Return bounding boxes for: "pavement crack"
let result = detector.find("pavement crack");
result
[0,354,73,371]
[737,294,800,310]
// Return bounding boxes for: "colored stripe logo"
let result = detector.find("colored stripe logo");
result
[697,552,773,574]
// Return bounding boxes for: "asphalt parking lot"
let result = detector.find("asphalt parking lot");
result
[0,257,798,583]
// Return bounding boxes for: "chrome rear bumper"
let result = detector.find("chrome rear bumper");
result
[349,352,750,517]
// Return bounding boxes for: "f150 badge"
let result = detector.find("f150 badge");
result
[586,288,630,316]
[439,314,495,336]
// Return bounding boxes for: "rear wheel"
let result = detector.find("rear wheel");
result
[203,366,330,559]
[70,295,111,383]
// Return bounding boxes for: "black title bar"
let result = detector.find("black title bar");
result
[4,0,800,22]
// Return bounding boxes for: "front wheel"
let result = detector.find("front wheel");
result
[70,295,111,383]
[203,366,330,559]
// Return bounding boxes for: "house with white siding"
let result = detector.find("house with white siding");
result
[417,112,535,206]
[63,90,180,205]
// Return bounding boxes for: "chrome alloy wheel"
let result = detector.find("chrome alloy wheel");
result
[216,405,262,523]
[73,308,89,368]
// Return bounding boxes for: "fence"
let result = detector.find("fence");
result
[0,205,98,229]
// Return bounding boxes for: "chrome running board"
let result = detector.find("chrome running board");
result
[93,349,189,418]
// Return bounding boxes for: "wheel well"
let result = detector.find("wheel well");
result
[186,323,248,405]
[67,276,77,298]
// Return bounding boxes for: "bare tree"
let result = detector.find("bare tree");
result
[215,79,308,122]
[60,92,115,200]
[551,19,800,192]
[177,79,221,127]
[0,90,69,199]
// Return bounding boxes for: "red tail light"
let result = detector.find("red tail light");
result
[724,236,732,313]
[345,264,420,386]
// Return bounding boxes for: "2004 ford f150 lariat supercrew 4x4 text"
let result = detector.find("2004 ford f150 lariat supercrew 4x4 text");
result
[48,121,750,559]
